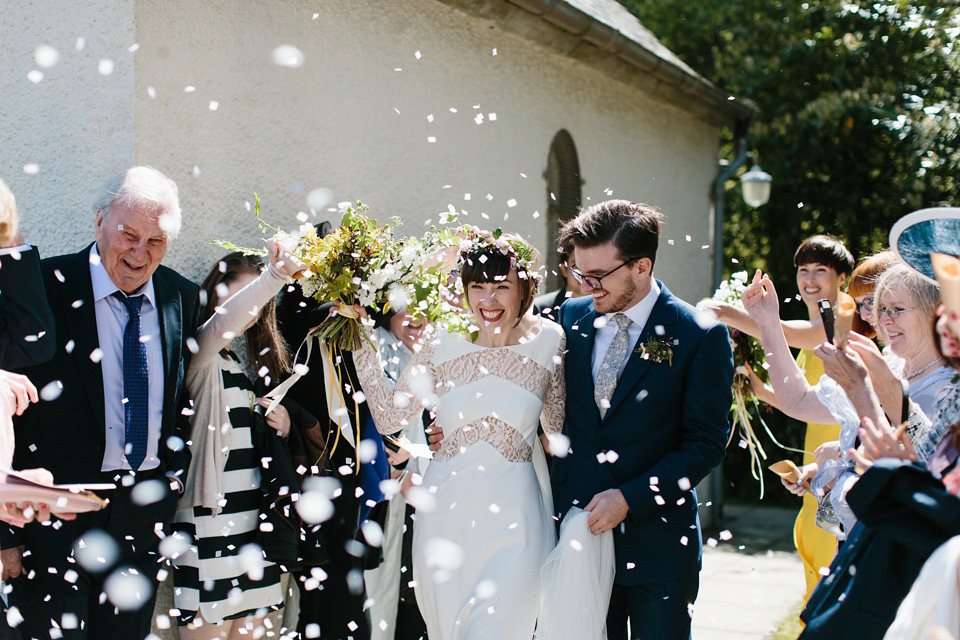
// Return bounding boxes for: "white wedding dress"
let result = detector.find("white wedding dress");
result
[354,320,565,640]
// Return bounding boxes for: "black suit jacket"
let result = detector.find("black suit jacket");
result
[552,283,733,586]
[9,245,200,486]
[0,247,56,368]
[276,286,374,566]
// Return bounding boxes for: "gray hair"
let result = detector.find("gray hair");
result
[93,166,181,239]
[873,262,940,342]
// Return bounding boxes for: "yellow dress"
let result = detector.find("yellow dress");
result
[794,349,840,601]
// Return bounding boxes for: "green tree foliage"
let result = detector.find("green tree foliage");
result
[625,0,960,294]
[624,0,959,504]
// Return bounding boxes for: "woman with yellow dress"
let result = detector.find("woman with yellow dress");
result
[704,235,855,600]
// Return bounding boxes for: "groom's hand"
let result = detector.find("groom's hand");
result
[426,424,445,451]
[585,489,629,535]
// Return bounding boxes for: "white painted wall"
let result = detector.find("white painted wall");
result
[3,0,720,302]
[1,0,136,252]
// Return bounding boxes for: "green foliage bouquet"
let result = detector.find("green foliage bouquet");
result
[215,197,464,351]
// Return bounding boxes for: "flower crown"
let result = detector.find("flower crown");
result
[456,225,544,285]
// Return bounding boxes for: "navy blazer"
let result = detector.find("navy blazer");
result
[9,245,200,487]
[552,282,733,586]
[0,247,56,368]
[800,460,960,639]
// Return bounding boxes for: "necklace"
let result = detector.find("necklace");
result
[905,357,945,381]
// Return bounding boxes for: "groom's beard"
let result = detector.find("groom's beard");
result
[594,279,638,314]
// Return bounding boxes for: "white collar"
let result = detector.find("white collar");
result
[88,243,157,307]
[604,279,660,328]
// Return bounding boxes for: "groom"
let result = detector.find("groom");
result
[553,199,733,639]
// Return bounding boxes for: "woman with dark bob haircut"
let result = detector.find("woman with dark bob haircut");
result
[350,226,567,640]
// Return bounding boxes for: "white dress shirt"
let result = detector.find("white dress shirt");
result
[591,280,661,382]
[89,244,164,471]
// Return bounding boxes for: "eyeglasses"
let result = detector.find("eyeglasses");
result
[856,296,874,314]
[876,305,914,321]
[569,258,638,289]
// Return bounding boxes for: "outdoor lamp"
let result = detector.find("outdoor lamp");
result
[740,164,772,208]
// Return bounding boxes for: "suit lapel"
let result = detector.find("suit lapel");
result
[606,285,679,419]
[59,246,106,430]
[154,269,182,434]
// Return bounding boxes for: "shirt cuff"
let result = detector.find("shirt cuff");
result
[0,244,31,256]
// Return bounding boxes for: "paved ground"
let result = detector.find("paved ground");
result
[693,504,806,640]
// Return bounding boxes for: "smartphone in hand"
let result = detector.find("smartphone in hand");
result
[818,299,835,344]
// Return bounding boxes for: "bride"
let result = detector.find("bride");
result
[351,228,564,639]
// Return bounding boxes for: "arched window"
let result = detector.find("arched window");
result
[544,130,582,291]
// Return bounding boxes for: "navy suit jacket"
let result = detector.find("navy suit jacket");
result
[552,282,733,586]
[0,247,56,368]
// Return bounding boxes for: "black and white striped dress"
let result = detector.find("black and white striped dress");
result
[171,353,283,624]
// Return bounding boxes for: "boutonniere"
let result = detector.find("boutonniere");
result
[635,337,676,366]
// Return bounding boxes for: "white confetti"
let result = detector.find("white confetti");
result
[39,380,62,402]
[307,187,333,211]
[73,529,120,573]
[131,479,167,505]
[272,44,305,68]
[208,101,219,111]
[357,439,378,464]
[34,45,60,68]
[98,59,115,75]
[104,567,153,610]
[27,70,43,84]
[22,163,39,175]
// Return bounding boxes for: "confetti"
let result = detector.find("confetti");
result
[98,59,115,75]
[104,567,153,610]
[34,45,59,68]
[272,44,305,68]
[22,163,39,175]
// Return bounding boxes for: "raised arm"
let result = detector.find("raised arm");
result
[742,275,836,424]
[701,294,826,350]
[191,264,289,369]
[352,327,440,435]
[191,238,301,370]
[540,332,566,435]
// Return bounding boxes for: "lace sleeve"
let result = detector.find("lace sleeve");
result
[352,327,440,435]
[540,331,566,435]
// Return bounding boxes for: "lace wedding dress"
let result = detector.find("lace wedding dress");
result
[354,320,565,640]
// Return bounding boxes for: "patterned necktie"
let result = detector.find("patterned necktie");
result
[113,292,148,470]
[595,313,632,418]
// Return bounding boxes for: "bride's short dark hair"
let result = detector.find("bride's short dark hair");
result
[459,231,538,326]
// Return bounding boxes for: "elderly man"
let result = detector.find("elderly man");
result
[0,167,201,640]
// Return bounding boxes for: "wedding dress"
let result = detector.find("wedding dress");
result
[537,507,615,640]
[354,320,565,640]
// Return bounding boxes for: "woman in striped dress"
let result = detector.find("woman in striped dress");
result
[171,240,302,638]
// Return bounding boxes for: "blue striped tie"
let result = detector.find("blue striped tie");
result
[113,292,148,470]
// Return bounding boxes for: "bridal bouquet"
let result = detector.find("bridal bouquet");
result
[215,197,462,351]
[709,271,772,494]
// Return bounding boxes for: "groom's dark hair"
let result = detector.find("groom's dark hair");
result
[557,199,662,268]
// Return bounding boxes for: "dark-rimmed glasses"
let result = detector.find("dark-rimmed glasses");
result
[569,258,638,290]
[876,305,914,321]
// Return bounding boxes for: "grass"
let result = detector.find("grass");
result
[767,599,805,640]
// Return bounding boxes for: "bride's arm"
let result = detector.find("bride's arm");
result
[540,332,566,435]
[353,327,440,435]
